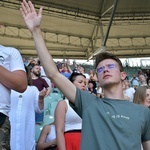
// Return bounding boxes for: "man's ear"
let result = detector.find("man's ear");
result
[121,71,127,81]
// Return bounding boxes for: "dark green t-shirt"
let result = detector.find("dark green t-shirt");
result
[75,88,150,150]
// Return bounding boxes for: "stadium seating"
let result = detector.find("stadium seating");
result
[52,88,63,97]
[49,101,58,116]
[43,114,54,126]
[49,92,62,102]
[35,92,63,141]
[35,125,43,142]
[44,97,51,110]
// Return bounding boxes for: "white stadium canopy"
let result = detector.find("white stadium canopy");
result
[0,0,150,60]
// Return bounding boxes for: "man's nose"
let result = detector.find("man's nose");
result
[103,66,109,73]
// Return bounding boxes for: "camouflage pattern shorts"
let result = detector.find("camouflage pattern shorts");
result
[0,117,10,150]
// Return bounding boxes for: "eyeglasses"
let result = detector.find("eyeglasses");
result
[96,63,117,74]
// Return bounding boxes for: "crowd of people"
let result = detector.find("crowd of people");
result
[0,0,149,150]
[23,55,150,101]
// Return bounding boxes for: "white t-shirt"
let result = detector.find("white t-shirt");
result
[64,99,82,132]
[83,73,90,79]
[0,45,25,116]
[124,87,135,102]
[45,124,56,143]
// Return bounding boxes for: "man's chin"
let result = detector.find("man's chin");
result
[101,82,114,88]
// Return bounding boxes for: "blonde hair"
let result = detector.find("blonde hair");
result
[133,86,149,104]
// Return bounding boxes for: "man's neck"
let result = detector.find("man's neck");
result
[32,74,39,79]
[103,85,125,100]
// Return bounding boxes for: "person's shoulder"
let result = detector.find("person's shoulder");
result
[2,45,19,53]
[57,100,67,106]
[38,77,47,82]
[39,77,45,80]
[56,100,68,112]
[29,85,39,90]
[24,86,39,94]
[135,105,150,117]
[130,102,149,112]
[77,87,94,95]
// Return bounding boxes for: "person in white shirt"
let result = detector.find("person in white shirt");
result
[0,45,27,149]
[55,72,86,150]
[123,80,135,102]
[10,66,46,150]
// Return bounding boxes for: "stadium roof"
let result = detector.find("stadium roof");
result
[0,0,150,60]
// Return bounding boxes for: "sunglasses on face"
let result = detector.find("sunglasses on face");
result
[96,63,117,74]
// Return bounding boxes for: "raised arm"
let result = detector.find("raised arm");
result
[20,0,76,103]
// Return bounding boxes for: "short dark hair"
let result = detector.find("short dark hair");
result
[95,52,124,72]
[30,64,40,70]
[69,72,86,83]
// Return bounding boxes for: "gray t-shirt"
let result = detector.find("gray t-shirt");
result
[75,88,150,150]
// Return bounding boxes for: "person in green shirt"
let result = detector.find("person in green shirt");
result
[20,0,150,149]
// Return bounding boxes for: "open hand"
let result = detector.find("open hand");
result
[20,0,43,32]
